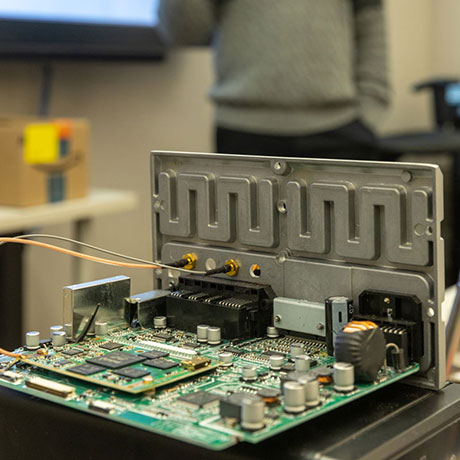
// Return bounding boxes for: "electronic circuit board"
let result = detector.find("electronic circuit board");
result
[0,325,419,451]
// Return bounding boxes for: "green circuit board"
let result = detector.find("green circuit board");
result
[0,326,419,451]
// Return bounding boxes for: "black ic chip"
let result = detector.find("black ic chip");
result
[61,348,84,357]
[152,333,173,341]
[222,347,244,356]
[177,391,221,408]
[143,358,178,370]
[68,363,105,376]
[261,350,286,357]
[183,342,200,349]
[55,359,72,366]
[99,342,123,351]
[87,351,145,369]
[139,350,169,359]
[114,367,150,379]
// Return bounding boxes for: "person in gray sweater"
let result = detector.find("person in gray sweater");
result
[158,0,390,159]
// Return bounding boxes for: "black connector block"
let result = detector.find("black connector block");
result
[356,290,423,365]
[166,275,275,340]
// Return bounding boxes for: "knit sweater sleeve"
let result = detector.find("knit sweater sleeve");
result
[353,0,391,130]
[158,0,217,45]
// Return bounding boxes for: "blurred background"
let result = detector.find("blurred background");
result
[0,0,459,339]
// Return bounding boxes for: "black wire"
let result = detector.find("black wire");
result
[75,303,101,343]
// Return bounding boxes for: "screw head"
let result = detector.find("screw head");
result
[274,315,281,323]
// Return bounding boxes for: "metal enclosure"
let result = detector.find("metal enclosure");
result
[150,151,446,389]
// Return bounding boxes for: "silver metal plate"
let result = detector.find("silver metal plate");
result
[151,151,445,389]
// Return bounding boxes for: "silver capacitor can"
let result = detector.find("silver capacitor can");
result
[283,381,306,413]
[290,343,304,359]
[266,326,279,338]
[269,354,284,371]
[333,362,355,392]
[242,366,258,381]
[95,321,108,336]
[207,326,221,345]
[295,355,311,372]
[196,324,209,343]
[299,375,320,408]
[153,316,167,329]
[241,396,265,431]
[50,325,63,338]
[25,331,40,350]
[52,331,67,347]
[218,351,233,366]
[64,323,73,337]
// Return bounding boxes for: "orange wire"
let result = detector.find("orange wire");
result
[0,238,160,269]
[0,348,23,358]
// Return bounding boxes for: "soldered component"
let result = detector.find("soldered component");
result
[290,343,304,359]
[26,376,75,398]
[88,399,114,414]
[197,324,209,343]
[266,326,279,338]
[177,390,221,409]
[207,327,221,345]
[181,356,211,371]
[257,388,280,406]
[295,355,311,372]
[218,352,233,367]
[298,375,320,408]
[335,321,386,382]
[333,362,355,392]
[269,355,284,371]
[95,321,108,336]
[283,381,306,414]
[25,331,40,350]
[241,396,265,431]
[52,331,67,347]
[154,316,167,329]
[241,366,258,382]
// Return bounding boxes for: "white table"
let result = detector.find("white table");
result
[0,188,138,349]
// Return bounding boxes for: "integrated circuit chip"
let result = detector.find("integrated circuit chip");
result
[183,342,200,349]
[177,391,221,408]
[99,342,123,351]
[144,358,178,370]
[61,348,84,357]
[114,367,150,379]
[87,352,145,370]
[152,333,173,341]
[68,363,105,376]
[139,350,169,360]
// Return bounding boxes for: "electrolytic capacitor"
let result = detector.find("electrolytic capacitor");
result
[207,326,221,345]
[266,326,279,338]
[241,396,265,431]
[290,343,304,359]
[197,324,209,343]
[25,331,40,350]
[153,316,167,329]
[269,354,284,371]
[299,374,320,408]
[242,366,258,381]
[52,331,67,347]
[218,351,233,366]
[50,325,63,338]
[283,381,306,413]
[295,355,311,372]
[333,362,355,392]
[95,321,108,336]
[64,323,73,337]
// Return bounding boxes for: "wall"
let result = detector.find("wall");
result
[0,1,459,338]
[0,50,214,335]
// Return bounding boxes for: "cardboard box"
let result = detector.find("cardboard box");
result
[0,115,89,207]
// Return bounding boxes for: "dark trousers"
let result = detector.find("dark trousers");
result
[216,120,385,160]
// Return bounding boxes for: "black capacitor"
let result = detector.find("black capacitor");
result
[334,321,386,382]
[325,296,353,356]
